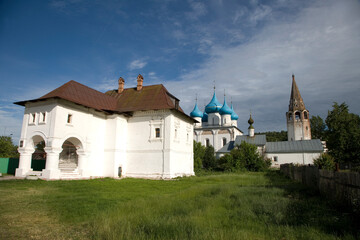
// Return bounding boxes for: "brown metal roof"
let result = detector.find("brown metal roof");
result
[15,80,118,112]
[14,81,190,120]
[105,84,184,113]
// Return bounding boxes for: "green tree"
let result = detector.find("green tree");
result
[0,136,19,158]
[230,141,270,172]
[217,154,235,172]
[256,131,287,142]
[325,102,360,164]
[203,145,217,170]
[313,153,335,170]
[310,115,326,140]
[193,141,205,172]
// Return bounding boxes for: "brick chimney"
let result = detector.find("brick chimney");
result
[118,77,125,93]
[137,74,144,91]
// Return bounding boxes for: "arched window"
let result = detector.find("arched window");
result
[295,112,301,120]
[304,111,308,119]
[288,113,293,121]
[205,138,210,147]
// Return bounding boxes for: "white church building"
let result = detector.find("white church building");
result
[14,75,195,180]
[190,88,243,152]
[194,75,324,167]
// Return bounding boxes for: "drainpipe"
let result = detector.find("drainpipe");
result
[162,117,165,179]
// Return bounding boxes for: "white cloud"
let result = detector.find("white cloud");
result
[128,59,148,70]
[166,0,360,132]
[186,0,207,20]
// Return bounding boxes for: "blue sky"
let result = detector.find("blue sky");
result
[1,0,360,144]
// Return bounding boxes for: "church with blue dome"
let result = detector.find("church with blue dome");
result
[190,89,243,153]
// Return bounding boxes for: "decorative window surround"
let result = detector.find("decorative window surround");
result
[149,119,163,142]
[39,112,47,124]
[29,113,37,125]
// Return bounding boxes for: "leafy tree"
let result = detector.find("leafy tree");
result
[310,115,326,140]
[228,141,270,172]
[217,154,235,172]
[203,145,217,170]
[0,136,19,158]
[229,145,246,170]
[256,131,287,142]
[313,153,335,170]
[237,141,269,171]
[325,102,360,164]
[193,141,205,172]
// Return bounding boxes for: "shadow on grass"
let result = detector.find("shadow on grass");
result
[264,170,360,238]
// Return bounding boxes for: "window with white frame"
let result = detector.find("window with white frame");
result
[39,112,46,124]
[155,128,160,138]
[149,119,163,142]
[29,113,36,125]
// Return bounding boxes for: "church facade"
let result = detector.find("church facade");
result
[14,75,195,180]
[190,89,243,153]
[194,75,324,167]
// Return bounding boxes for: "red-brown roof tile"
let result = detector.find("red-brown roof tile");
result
[14,81,189,119]
[105,84,184,113]
[15,80,118,112]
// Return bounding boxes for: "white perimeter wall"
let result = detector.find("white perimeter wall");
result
[266,152,321,168]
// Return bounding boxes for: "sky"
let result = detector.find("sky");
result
[1,0,360,144]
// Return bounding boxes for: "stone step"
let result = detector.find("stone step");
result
[59,168,78,172]
[59,163,77,168]
[28,171,42,176]
[60,172,81,180]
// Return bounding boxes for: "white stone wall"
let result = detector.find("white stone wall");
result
[125,110,194,179]
[16,100,194,180]
[266,152,321,168]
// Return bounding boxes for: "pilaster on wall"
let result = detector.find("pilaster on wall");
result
[15,147,35,177]
[42,147,62,179]
[77,149,90,177]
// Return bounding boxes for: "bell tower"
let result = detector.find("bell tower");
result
[286,74,311,141]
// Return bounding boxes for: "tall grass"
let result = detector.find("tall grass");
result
[0,171,359,240]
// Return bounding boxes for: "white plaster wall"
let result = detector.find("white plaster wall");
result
[221,114,231,126]
[104,115,128,177]
[287,120,305,141]
[266,152,321,168]
[52,101,108,177]
[168,113,194,177]
[20,100,58,148]
[20,99,109,178]
[19,100,194,180]
[126,110,170,178]
[208,113,221,126]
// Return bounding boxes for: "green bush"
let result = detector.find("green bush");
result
[203,146,217,170]
[217,154,234,172]
[193,141,205,173]
[313,153,336,170]
[218,141,270,172]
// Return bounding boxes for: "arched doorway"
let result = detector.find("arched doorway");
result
[59,137,82,171]
[31,135,46,171]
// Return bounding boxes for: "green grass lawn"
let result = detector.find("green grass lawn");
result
[0,171,359,240]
